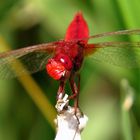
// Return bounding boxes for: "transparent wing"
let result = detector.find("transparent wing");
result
[88,29,140,39]
[86,42,140,67]
[0,42,56,79]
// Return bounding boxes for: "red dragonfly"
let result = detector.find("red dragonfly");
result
[0,12,140,107]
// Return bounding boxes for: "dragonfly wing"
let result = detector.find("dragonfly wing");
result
[86,42,140,68]
[0,43,56,79]
[88,29,140,39]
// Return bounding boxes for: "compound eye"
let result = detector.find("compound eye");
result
[46,58,66,80]
[59,55,73,70]
[60,58,65,63]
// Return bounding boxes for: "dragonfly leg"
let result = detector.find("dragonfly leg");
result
[57,81,65,100]
[69,73,80,109]
[76,73,80,107]
[69,73,81,126]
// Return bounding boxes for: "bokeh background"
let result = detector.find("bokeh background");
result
[0,0,140,140]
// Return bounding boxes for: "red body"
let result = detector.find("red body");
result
[46,12,89,80]
[1,12,138,81]
[0,11,139,103]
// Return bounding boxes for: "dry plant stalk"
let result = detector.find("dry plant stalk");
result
[54,94,88,140]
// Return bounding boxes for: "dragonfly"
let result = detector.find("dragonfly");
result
[0,12,140,108]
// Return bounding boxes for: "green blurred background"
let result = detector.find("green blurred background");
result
[0,0,140,140]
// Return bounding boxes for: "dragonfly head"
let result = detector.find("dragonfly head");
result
[46,54,73,80]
